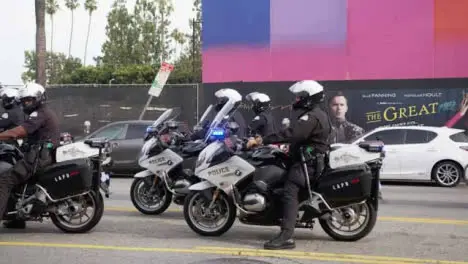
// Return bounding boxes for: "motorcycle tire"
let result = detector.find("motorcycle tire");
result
[130,177,173,215]
[50,190,104,233]
[319,200,377,242]
[183,190,236,236]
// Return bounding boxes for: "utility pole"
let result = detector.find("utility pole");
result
[191,18,196,81]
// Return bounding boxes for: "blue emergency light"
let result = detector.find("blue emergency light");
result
[210,128,225,140]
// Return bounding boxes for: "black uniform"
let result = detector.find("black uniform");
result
[0,104,60,226]
[231,111,247,138]
[248,111,277,137]
[263,105,331,249]
[0,106,26,131]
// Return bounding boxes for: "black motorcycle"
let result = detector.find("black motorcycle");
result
[1,137,111,233]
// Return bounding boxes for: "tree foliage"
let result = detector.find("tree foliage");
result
[28,0,203,85]
[22,50,82,84]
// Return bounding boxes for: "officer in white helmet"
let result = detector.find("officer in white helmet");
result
[191,88,247,140]
[248,80,332,250]
[245,92,278,138]
[0,82,60,229]
[0,86,26,132]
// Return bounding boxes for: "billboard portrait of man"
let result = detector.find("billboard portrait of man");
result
[328,91,365,143]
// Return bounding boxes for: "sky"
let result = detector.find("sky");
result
[0,0,195,85]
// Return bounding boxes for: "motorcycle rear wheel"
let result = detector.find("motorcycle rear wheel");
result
[50,190,104,233]
[319,200,377,241]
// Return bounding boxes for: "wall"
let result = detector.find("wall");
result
[202,0,468,83]
[45,84,199,136]
[202,78,468,142]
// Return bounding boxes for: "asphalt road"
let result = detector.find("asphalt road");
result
[1,179,468,264]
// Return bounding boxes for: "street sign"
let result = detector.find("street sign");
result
[148,62,174,97]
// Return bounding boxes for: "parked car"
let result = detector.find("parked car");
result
[80,120,191,176]
[80,120,154,176]
[332,126,468,187]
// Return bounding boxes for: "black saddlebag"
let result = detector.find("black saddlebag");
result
[315,164,372,208]
[36,158,93,200]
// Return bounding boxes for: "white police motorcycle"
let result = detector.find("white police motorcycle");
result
[130,105,216,215]
[183,94,385,241]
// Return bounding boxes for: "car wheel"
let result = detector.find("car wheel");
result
[432,161,462,187]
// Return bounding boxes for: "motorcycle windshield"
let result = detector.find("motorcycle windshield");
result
[151,108,181,128]
[197,104,213,126]
[203,100,239,142]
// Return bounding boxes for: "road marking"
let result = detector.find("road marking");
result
[0,241,466,264]
[197,247,468,264]
[105,206,468,225]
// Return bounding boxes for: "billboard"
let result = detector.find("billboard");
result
[202,0,468,83]
[202,81,468,143]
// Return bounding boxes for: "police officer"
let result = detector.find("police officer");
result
[245,92,277,138]
[191,88,246,140]
[0,87,26,131]
[247,80,332,250]
[0,83,60,229]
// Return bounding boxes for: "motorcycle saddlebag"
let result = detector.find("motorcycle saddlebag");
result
[36,158,93,200]
[315,164,372,208]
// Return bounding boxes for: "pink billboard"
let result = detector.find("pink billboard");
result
[202,0,468,83]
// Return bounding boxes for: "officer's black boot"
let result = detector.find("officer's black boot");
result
[264,181,299,250]
[264,229,295,250]
[3,220,26,229]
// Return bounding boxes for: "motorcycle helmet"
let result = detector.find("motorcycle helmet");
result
[18,83,46,114]
[213,88,242,112]
[245,92,271,115]
[288,80,324,110]
[0,87,20,110]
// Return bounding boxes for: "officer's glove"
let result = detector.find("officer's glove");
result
[246,137,258,149]
[254,135,263,145]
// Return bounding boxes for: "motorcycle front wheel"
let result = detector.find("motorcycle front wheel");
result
[50,190,104,233]
[319,199,377,242]
[183,189,236,236]
[130,177,173,215]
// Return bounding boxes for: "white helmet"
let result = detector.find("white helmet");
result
[18,83,46,113]
[245,92,271,103]
[0,87,19,98]
[0,87,20,109]
[245,92,271,114]
[288,80,325,110]
[214,88,242,111]
[288,80,324,96]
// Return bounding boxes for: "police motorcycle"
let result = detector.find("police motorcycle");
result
[1,137,111,233]
[130,105,216,215]
[183,97,385,241]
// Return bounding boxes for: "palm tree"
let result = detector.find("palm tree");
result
[83,0,97,66]
[46,0,59,54]
[64,0,79,57]
[35,0,47,86]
